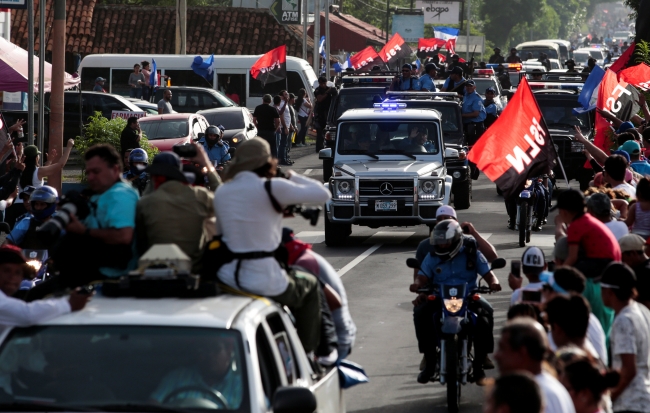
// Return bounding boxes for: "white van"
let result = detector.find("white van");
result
[78,54,318,110]
[516,41,562,60]
[538,39,571,61]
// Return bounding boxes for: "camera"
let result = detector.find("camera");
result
[173,144,197,158]
[37,191,91,245]
[290,205,322,226]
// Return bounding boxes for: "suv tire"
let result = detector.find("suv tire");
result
[324,213,351,246]
[453,181,471,210]
[323,158,333,183]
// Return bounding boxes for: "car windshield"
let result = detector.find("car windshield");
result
[537,99,590,132]
[202,111,245,129]
[389,102,460,133]
[589,50,604,59]
[520,47,558,59]
[335,93,385,119]
[0,325,247,411]
[574,52,590,64]
[472,78,500,95]
[140,120,189,140]
[337,121,441,156]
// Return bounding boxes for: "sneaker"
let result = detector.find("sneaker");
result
[419,355,426,371]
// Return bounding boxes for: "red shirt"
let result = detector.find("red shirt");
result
[567,213,621,261]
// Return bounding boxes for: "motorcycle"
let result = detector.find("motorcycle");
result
[406,257,506,413]
[19,249,51,290]
[516,175,551,248]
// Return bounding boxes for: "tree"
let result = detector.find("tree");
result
[507,4,560,46]
[480,0,544,48]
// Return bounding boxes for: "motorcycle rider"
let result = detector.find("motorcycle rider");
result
[489,47,505,64]
[200,125,231,166]
[419,63,438,92]
[122,148,149,195]
[5,186,58,250]
[411,219,501,386]
[506,48,522,64]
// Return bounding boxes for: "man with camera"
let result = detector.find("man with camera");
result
[136,145,220,273]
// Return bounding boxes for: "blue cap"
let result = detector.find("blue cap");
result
[616,121,635,134]
[612,150,631,163]
[465,80,476,86]
[402,63,412,70]
[485,87,497,94]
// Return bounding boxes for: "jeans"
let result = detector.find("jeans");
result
[316,127,325,152]
[142,86,151,102]
[279,133,289,163]
[296,115,308,145]
[258,130,278,159]
[130,87,142,99]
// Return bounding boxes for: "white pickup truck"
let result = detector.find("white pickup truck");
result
[0,290,344,413]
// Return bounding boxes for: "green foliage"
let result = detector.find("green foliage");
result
[634,40,650,65]
[480,0,544,48]
[75,113,159,168]
[507,4,560,47]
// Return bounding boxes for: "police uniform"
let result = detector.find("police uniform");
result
[199,137,231,165]
[393,77,422,91]
[462,86,487,145]
[419,74,436,92]
[483,91,501,128]
[123,171,150,195]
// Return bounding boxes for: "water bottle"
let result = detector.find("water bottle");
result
[17,126,24,139]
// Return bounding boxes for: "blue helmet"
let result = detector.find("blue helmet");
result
[29,186,58,221]
[129,148,148,164]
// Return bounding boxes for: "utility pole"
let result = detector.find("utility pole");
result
[325,1,330,78]
[175,0,187,54]
[27,0,34,146]
[385,0,389,42]
[302,0,308,60]
[49,0,65,194]
[465,0,470,61]
[313,0,320,72]
[38,0,46,158]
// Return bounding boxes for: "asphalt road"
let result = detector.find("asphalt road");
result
[282,149,562,413]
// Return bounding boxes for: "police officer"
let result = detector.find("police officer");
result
[496,64,512,90]
[447,54,469,76]
[123,148,150,195]
[483,87,501,128]
[488,47,505,64]
[565,59,579,73]
[461,80,487,146]
[6,186,58,250]
[441,66,467,96]
[200,125,231,165]
[538,53,551,71]
[582,57,597,74]
[390,64,421,91]
[411,219,501,386]
[419,63,438,92]
[505,48,522,63]
[530,68,544,81]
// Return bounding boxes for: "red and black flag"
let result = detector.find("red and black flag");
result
[468,77,556,199]
[251,45,286,87]
[349,46,384,72]
[619,63,650,91]
[417,38,446,58]
[379,33,413,67]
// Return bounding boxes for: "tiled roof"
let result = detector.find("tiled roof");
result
[330,10,386,45]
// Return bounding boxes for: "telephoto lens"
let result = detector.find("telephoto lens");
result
[36,203,78,246]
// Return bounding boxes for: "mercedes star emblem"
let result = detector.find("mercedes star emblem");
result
[380,182,393,195]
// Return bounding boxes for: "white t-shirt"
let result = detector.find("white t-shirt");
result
[547,313,608,365]
[610,301,650,412]
[614,182,636,198]
[535,371,576,413]
[15,168,44,204]
[510,282,545,306]
[605,219,629,240]
[278,101,292,130]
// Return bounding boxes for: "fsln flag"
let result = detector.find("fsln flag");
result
[468,77,556,199]
[433,27,459,41]
[609,42,635,75]
[379,33,413,66]
[349,46,383,72]
[418,38,446,56]
[191,54,214,81]
[251,45,287,87]
[149,58,158,87]
[575,65,605,112]
[619,63,650,91]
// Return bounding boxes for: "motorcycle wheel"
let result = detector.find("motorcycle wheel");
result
[518,202,527,248]
[445,337,460,413]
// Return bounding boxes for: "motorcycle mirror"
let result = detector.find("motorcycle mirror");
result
[406,258,420,269]
[490,258,507,270]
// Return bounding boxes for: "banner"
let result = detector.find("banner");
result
[417,1,460,24]
[392,14,424,43]
[467,78,555,199]
[379,33,413,66]
[111,111,147,120]
[349,46,384,72]
[619,63,650,91]
[251,45,287,87]
[418,38,447,55]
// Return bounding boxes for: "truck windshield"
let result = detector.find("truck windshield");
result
[0,325,247,411]
[337,121,441,156]
[537,99,590,132]
[334,92,385,119]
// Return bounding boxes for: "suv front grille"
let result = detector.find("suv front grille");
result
[358,180,414,197]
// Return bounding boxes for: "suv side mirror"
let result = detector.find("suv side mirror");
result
[319,148,333,159]
[445,148,459,158]
[272,387,316,413]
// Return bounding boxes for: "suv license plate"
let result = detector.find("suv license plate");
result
[375,200,397,211]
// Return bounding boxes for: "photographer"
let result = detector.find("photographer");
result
[213,137,331,352]
[25,144,139,300]
[314,77,337,151]
[136,145,220,273]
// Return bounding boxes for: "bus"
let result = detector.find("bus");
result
[78,54,319,110]
[516,41,562,60]
[539,39,571,61]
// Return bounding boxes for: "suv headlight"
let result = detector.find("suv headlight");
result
[444,298,463,313]
[419,179,440,200]
[334,180,354,200]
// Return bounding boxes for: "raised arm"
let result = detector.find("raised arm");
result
[38,139,74,178]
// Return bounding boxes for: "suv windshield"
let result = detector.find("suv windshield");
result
[537,99,590,132]
[472,78,501,95]
[334,92,385,119]
[202,111,245,129]
[337,121,441,156]
[140,120,189,140]
[0,325,247,411]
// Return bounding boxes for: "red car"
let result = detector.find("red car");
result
[138,113,210,152]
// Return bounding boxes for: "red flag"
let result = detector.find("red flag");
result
[619,63,650,91]
[379,33,413,66]
[445,39,456,55]
[349,46,383,72]
[438,53,447,63]
[610,42,635,75]
[418,38,446,56]
[250,45,287,87]
[467,78,555,198]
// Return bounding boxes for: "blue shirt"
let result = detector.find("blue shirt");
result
[418,242,491,289]
[443,77,467,96]
[630,160,650,176]
[395,77,422,91]
[483,99,501,116]
[419,74,437,92]
[462,91,487,123]
[7,216,32,245]
[199,137,231,165]
[85,181,139,278]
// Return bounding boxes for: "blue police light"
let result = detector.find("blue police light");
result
[373,102,407,110]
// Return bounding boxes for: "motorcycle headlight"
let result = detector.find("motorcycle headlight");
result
[444,298,463,313]
[335,180,354,200]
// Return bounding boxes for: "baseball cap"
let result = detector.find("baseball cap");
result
[402,63,413,70]
[599,262,636,291]
[616,121,635,134]
[522,246,545,268]
[586,192,612,217]
[465,80,476,86]
[485,87,497,95]
[95,77,106,82]
[550,189,585,212]
[436,205,457,220]
[553,236,569,262]
[0,245,26,264]
[565,59,575,65]
[450,66,464,75]
[24,145,40,158]
[612,150,631,163]
[425,63,438,73]
[145,152,187,182]
[621,140,641,156]
[619,234,646,253]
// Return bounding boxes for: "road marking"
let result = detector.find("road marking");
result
[295,231,325,244]
[338,244,383,277]
[363,231,415,245]
[481,233,493,240]
[304,169,313,175]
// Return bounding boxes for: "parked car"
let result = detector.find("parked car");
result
[138,113,209,152]
[126,98,167,115]
[197,107,257,147]
[153,86,236,113]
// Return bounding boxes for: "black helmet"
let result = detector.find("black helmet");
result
[430,219,463,260]
[494,47,501,53]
